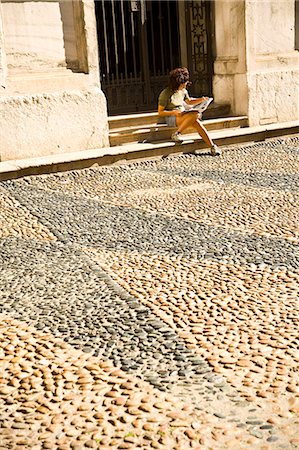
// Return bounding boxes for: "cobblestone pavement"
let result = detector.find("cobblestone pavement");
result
[0,136,298,449]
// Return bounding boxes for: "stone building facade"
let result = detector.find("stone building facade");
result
[213,0,299,126]
[0,0,109,161]
[0,0,298,162]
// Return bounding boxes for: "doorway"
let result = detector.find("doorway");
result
[95,0,213,115]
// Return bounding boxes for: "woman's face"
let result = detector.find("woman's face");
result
[178,81,188,90]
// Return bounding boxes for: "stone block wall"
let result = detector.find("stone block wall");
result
[213,0,299,126]
[0,0,109,162]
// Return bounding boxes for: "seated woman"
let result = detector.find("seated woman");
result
[158,67,221,156]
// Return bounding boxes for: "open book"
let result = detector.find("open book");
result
[183,97,213,114]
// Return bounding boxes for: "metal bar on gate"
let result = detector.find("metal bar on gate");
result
[185,1,193,84]
[158,1,165,74]
[120,0,128,80]
[130,7,137,78]
[167,1,174,70]
[205,0,214,95]
[140,0,151,106]
[150,3,156,76]
[101,0,110,76]
[111,0,119,79]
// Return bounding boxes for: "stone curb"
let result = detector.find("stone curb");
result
[0,121,298,181]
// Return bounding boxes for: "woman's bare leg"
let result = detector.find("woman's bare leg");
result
[176,112,198,133]
[193,120,214,147]
[176,112,214,147]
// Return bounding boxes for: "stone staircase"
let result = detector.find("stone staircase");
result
[108,104,249,151]
[1,100,297,181]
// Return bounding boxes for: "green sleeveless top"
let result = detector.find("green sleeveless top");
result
[158,87,190,111]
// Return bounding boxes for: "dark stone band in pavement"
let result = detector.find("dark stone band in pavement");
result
[3,182,298,271]
[0,237,219,393]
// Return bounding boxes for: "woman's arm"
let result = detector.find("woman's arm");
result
[185,97,209,106]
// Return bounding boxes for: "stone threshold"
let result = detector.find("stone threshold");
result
[0,121,298,182]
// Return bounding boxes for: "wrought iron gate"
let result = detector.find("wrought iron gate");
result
[95,0,213,115]
[185,1,214,99]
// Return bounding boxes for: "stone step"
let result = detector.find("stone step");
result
[108,102,231,130]
[1,120,298,182]
[109,116,249,146]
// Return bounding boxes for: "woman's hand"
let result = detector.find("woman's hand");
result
[172,109,181,116]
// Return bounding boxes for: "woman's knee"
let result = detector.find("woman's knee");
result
[186,112,198,124]
[194,113,202,123]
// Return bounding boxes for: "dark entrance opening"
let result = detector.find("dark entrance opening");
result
[95,0,213,116]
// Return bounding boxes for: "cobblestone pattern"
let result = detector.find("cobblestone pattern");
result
[87,249,298,398]
[0,238,219,392]
[0,186,56,241]
[1,238,293,447]
[0,136,299,449]
[2,315,240,450]
[2,183,298,270]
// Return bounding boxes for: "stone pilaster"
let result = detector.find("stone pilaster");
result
[0,0,109,162]
[245,0,299,125]
[213,0,299,126]
[213,1,248,116]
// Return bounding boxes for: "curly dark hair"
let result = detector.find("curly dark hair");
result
[168,67,190,91]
